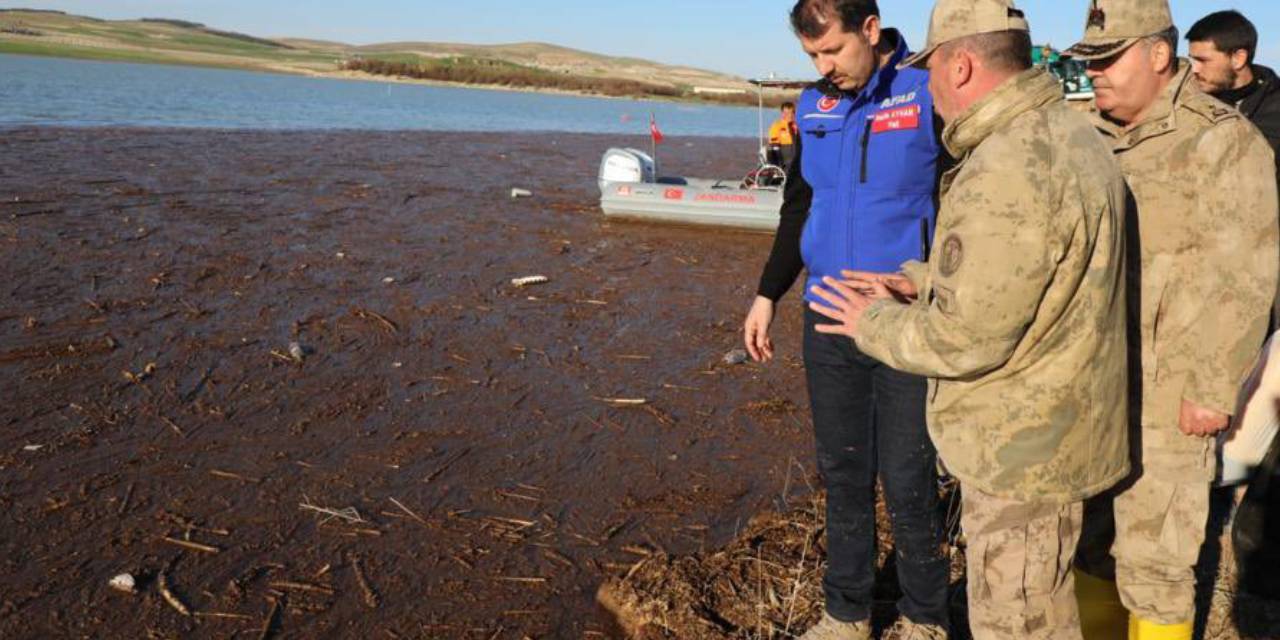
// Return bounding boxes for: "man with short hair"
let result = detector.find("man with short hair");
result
[809,0,1131,637]
[1187,10,1280,155]
[1065,1,1279,637]
[742,1,950,638]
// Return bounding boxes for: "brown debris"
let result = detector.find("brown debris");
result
[349,554,380,609]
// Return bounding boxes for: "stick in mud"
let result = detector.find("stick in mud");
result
[388,497,427,525]
[349,554,380,609]
[268,580,336,595]
[161,536,221,554]
[210,469,259,483]
[195,611,255,621]
[258,597,281,640]
[423,447,470,484]
[117,482,134,516]
[157,572,192,616]
[299,496,364,524]
[353,308,399,333]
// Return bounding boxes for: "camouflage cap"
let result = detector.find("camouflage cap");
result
[899,0,1031,69]
[1063,0,1174,61]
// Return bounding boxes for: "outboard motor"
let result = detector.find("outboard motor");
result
[598,148,655,193]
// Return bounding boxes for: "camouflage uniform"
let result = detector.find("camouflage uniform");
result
[855,2,1131,631]
[1074,64,1280,624]
[1061,0,1280,627]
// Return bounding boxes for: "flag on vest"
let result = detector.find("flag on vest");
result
[649,114,664,145]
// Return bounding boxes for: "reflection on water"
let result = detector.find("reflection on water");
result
[0,53,761,137]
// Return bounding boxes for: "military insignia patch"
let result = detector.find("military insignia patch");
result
[1087,2,1106,29]
[939,234,964,277]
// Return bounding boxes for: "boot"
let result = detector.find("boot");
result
[798,612,871,640]
[1127,616,1193,640]
[1074,568,1127,640]
[881,616,947,639]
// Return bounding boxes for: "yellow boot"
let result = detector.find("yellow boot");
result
[1074,569,1127,640]
[1127,616,1193,640]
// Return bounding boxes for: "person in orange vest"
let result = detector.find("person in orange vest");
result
[767,102,799,170]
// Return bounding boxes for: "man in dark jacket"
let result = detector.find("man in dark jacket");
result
[1187,11,1280,162]
[1188,9,1280,601]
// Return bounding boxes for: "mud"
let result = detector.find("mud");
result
[0,128,817,638]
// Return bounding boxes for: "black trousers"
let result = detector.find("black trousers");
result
[803,308,950,627]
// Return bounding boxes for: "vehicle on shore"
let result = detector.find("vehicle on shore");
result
[1035,43,1094,100]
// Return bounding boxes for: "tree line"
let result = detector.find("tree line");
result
[343,57,683,99]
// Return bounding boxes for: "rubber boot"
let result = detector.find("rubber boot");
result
[1074,569,1127,640]
[1127,617,1193,640]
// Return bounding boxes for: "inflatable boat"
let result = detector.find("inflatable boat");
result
[596,147,783,231]
[596,77,807,231]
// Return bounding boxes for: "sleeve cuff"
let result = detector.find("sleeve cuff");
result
[900,260,931,293]
[1184,376,1241,416]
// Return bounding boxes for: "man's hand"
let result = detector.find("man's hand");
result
[1178,399,1230,437]
[840,270,918,302]
[809,276,877,339]
[743,296,776,362]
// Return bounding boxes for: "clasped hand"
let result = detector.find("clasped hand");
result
[808,270,915,339]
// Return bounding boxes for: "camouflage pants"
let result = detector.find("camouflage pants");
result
[962,488,1084,639]
[1077,472,1211,623]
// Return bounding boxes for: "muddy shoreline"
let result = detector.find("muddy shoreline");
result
[0,128,818,638]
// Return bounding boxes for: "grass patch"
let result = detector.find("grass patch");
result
[0,39,260,71]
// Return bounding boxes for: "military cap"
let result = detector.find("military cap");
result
[899,0,1031,69]
[1064,0,1174,60]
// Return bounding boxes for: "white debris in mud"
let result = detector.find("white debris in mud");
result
[108,573,136,594]
[382,276,396,284]
[511,275,549,288]
[288,342,305,363]
[722,349,750,365]
[22,444,44,452]
[510,188,533,199]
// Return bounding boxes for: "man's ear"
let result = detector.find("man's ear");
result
[1230,47,1250,73]
[862,14,882,49]
[1149,40,1174,75]
[951,49,974,89]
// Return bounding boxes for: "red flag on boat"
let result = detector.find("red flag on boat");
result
[649,114,665,145]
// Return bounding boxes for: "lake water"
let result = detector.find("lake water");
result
[0,54,764,137]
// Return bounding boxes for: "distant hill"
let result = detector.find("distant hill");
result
[0,9,799,106]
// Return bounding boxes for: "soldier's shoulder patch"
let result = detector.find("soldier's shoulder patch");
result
[939,234,964,277]
[1181,92,1241,124]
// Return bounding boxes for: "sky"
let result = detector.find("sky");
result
[23,1,1280,79]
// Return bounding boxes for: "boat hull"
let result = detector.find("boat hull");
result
[599,178,782,231]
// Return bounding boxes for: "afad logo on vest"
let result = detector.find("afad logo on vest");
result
[816,96,841,113]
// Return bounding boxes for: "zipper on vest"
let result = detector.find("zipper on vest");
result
[858,118,872,183]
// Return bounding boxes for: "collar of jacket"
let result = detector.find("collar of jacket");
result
[1092,60,1195,150]
[941,67,1062,159]
[1238,64,1280,118]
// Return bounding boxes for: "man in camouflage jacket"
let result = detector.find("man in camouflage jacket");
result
[1065,0,1279,637]
[808,0,1130,636]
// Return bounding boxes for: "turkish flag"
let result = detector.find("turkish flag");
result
[649,114,665,145]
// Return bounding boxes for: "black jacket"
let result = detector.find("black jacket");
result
[1236,64,1280,173]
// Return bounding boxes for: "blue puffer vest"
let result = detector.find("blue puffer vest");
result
[798,36,940,305]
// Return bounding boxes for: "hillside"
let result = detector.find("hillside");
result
[0,9,796,105]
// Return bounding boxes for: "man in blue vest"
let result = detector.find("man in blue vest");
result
[742,1,949,638]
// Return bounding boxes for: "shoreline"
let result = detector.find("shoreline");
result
[0,123,758,141]
[0,45,792,109]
